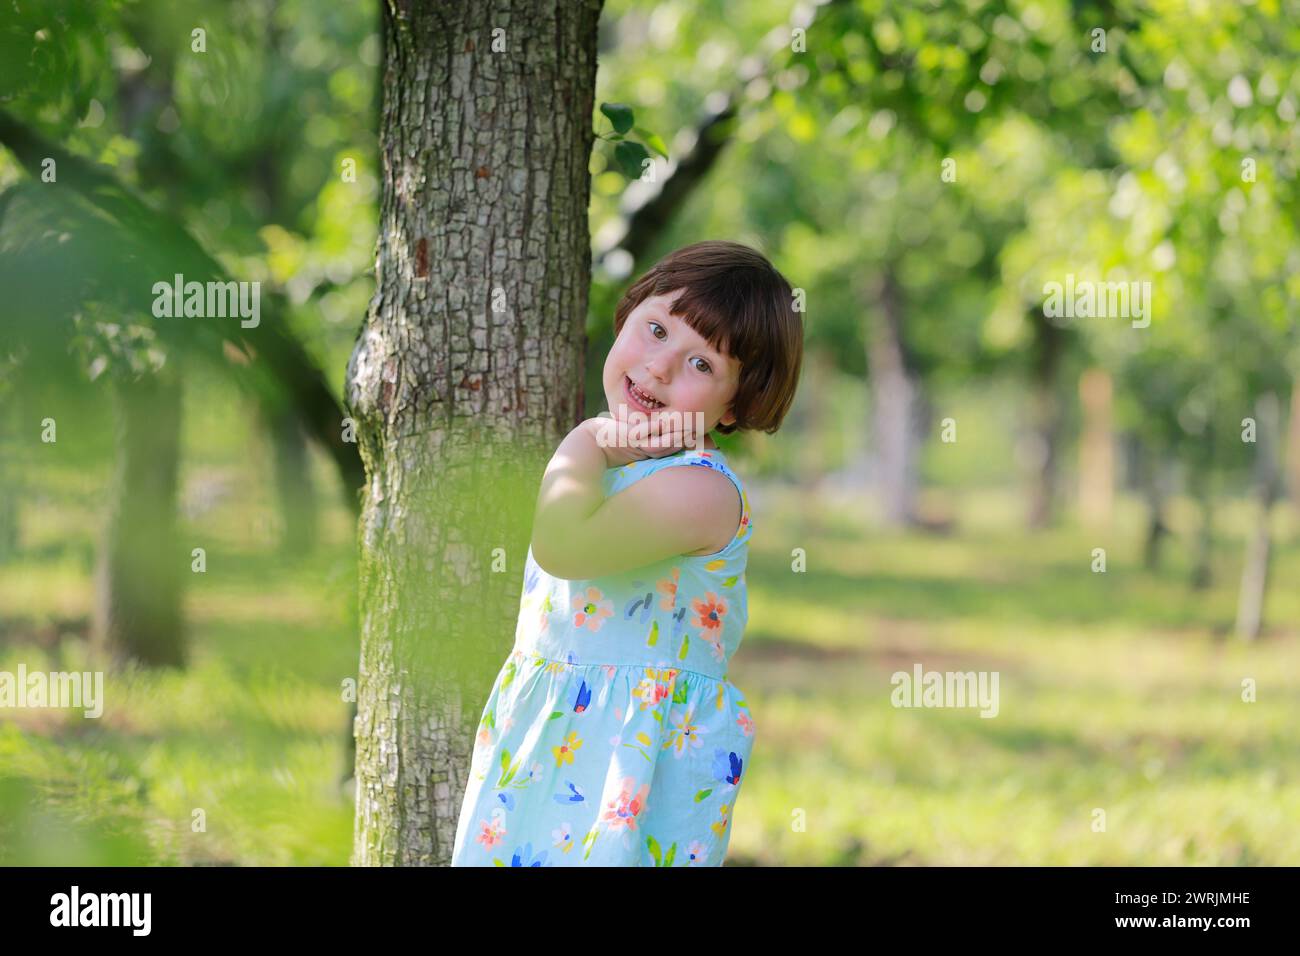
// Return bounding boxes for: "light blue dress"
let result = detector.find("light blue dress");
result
[450,446,757,866]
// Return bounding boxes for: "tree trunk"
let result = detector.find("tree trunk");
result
[1287,381,1300,507]
[1077,367,1114,529]
[265,405,319,556]
[1026,307,1066,529]
[868,265,924,527]
[1236,392,1282,641]
[1189,459,1214,590]
[93,366,186,667]
[345,0,602,866]
[1139,439,1171,571]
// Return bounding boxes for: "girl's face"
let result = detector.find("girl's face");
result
[602,293,740,433]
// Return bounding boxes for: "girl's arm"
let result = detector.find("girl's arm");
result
[529,420,740,580]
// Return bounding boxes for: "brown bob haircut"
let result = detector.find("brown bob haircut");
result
[612,240,804,436]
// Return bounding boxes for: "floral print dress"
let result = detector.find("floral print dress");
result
[450,447,757,866]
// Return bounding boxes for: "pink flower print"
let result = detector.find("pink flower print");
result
[602,664,617,681]
[736,711,755,737]
[601,776,650,831]
[572,587,614,632]
[664,707,705,758]
[631,667,678,711]
[691,592,727,637]
[475,722,492,749]
[656,567,681,611]
[475,808,507,848]
[687,840,708,865]
[701,632,726,663]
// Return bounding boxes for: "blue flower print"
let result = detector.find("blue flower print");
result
[711,748,743,787]
[510,842,550,867]
[553,780,586,805]
[572,680,592,713]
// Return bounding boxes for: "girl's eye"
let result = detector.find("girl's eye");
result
[648,320,710,373]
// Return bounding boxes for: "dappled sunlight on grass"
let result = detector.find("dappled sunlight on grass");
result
[724,486,1300,865]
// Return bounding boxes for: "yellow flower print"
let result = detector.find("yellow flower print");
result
[664,707,705,758]
[553,730,583,767]
[710,802,731,838]
[571,587,614,632]
[656,567,681,611]
[691,592,727,637]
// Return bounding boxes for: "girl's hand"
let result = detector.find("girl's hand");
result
[583,412,704,468]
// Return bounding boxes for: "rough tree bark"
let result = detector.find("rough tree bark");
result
[346,0,603,865]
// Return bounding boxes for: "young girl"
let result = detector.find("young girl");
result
[450,240,803,866]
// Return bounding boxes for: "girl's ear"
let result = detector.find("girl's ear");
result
[720,409,737,428]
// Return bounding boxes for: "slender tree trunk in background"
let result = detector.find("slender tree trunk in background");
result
[1077,367,1114,529]
[798,348,833,516]
[1026,307,1066,529]
[1139,439,1170,571]
[1189,387,1218,591]
[346,0,601,865]
[868,265,923,527]
[93,367,185,667]
[1236,392,1282,641]
[1189,462,1214,590]
[1287,382,1300,506]
[85,59,190,667]
[265,406,318,556]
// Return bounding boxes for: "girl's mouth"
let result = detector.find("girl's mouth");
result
[624,375,665,413]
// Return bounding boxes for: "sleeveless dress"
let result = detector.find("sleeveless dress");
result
[450,446,757,866]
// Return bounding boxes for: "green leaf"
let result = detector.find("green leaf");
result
[678,633,690,660]
[694,788,713,802]
[600,102,635,134]
[663,842,677,867]
[634,127,669,159]
[614,141,652,179]
[647,833,662,865]
[547,710,564,720]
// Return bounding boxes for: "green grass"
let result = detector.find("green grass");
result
[2,452,1298,865]
[724,484,1300,865]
